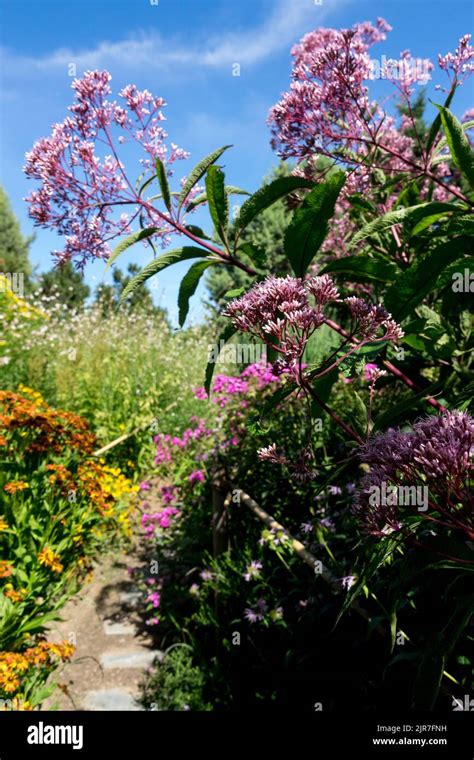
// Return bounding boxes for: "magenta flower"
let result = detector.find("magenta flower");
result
[189,470,205,485]
[147,592,161,608]
[139,481,151,491]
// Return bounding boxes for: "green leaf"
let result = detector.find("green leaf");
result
[236,242,267,268]
[120,246,208,304]
[433,119,474,156]
[205,165,228,244]
[178,145,232,210]
[435,104,474,189]
[106,227,162,269]
[426,87,455,154]
[184,224,212,240]
[349,202,456,249]
[185,185,250,213]
[155,158,172,212]
[283,171,346,277]
[373,380,446,431]
[352,391,368,437]
[412,594,474,709]
[446,215,474,236]
[178,261,214,327]
[204,322,237,395]
[320,253,398,283]
[236,176,316,234]
[384,237,472,320]
[308,369,339,419]
[224,287,246,299]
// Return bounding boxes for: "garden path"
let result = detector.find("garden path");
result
[44,549,161,711]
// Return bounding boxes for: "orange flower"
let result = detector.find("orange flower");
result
[4,481,29,494]
[38,547,63,574]
[3,586,26,603]
[0,561,13,578]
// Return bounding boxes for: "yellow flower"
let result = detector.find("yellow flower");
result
[4,480,29,494]
[38,547,63,574]
[0,518,8,531]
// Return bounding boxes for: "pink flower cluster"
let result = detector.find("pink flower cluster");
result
[269,21,472,232]
[154,418,212,464]
[438,34,474,85]
[24,70,190,267]
[268,19,408,172]
[223,275,339,372]
[224,275,403,372]
[141,506,180,538]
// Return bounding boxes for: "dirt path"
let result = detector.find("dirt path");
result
[44,550,162,711]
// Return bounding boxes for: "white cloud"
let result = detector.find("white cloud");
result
[0,0,347,74]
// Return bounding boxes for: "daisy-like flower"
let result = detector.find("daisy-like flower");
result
[243,560,263,582]
[38,547,63,574]
[4,481,29,494]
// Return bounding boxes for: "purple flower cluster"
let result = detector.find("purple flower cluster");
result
[354,411,473,538]
[24,70,190,267]
[344,298,404,342]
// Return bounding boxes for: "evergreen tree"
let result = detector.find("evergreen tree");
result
[37,261,90,309]
[0,186,33,291]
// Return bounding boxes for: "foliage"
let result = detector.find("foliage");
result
[0,187,33,291]
[37,262,90,310]
[139,647,212,711]
[0,388,136,707]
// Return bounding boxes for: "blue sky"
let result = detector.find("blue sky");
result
[0,0,472,324]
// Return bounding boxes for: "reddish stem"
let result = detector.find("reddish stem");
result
[323,317,446,412]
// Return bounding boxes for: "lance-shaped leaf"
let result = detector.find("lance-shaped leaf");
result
[185,186,250,214]
[435,104,474,189]
[178,145,231,211]
[236,242,267,269]
[384,237,472,320]
[283,171,346,277]
[426,86,455,154]
[106,227,162,269]
[205,165,228,244]
[119,246,208,304]
[349,202,456,249]
[155,158,172,212]
[320,253,398,283]
[178,260,215,327]
[235,176,316,234]
[204,322,237,395]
